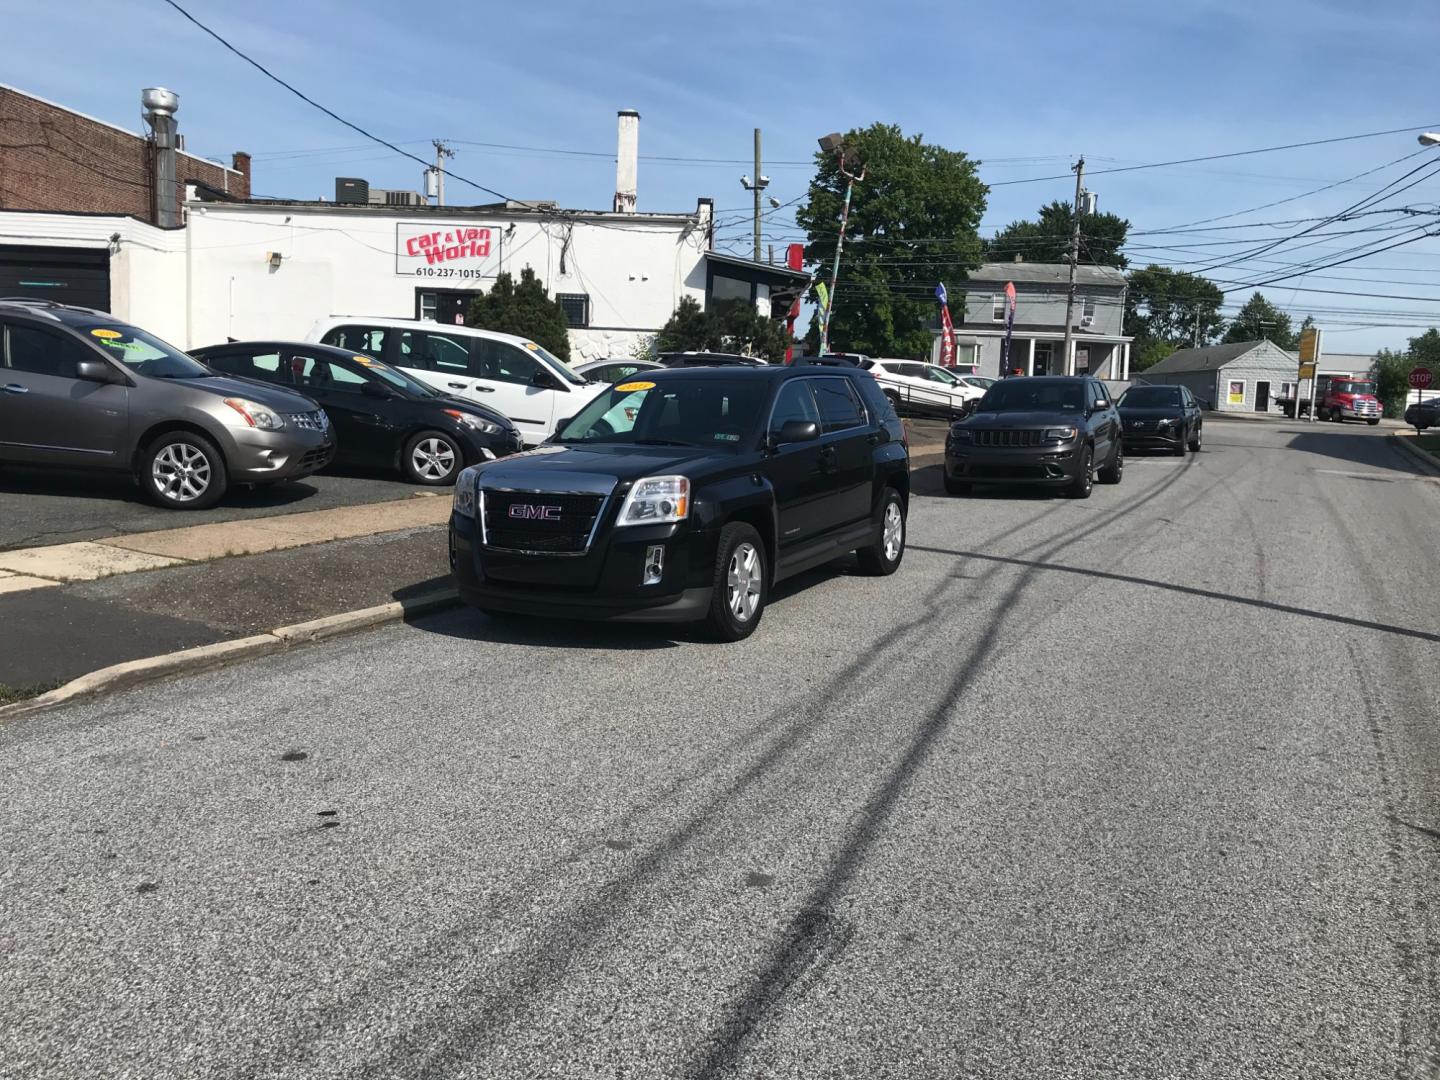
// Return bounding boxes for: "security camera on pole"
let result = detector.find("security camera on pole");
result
[817,132,865,358]
[740,128,770,264]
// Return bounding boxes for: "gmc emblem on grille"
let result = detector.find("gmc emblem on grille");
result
[508,504,562,521]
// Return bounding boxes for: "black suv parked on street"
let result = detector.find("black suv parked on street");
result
[1116,384,1203,455]
[449,365,910,640]
[944,375,1123,498]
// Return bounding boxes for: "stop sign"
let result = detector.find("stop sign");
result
[1410,366,1433,390]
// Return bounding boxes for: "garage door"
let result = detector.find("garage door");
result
[0,245,110,310]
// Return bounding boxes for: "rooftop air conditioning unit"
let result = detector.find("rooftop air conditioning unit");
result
[335,177,369,204]
[368,188,425,208]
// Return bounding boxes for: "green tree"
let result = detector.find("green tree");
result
[795,123,987,358]
[1372,347,1412,418]
[652,296,791,363]
[1223,292,1298,349]
[1406,327,1440,368]
[1124,265,1224,353]
[464,266,572,362]
[1131,339,1177,372]
[986,200,1130,268]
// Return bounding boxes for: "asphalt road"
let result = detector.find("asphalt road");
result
[0,463,428,551]
[4,419,1439,1079]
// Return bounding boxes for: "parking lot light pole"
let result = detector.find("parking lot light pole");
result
[818,132,864,357]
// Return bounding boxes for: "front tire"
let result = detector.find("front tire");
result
[1098,441,1124,484]
[1367,418,1380,426]
[856,488,906,575]
[141,432,228,510]
[704,523,767,642]
[1188,426,1202,452]
[403,430,462,486]
[1068,445,1094,499]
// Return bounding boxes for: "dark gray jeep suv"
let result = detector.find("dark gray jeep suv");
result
[0,299,334,509]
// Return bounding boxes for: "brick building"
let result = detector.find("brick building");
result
[0,83,250,220]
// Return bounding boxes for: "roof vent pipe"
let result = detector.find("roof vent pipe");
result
[142,87,181,228]
[614,109,639,213]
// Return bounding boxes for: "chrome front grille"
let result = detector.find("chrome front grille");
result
[480,489,608,555]
[289,410,330,433]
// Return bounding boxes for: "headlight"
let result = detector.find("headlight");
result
[222,398,284,431]
[1155,417,1172,428]
[949,429,974,443]
[444,408,501,435]
[617,475,689,526]
[1043,427,1077,441]
[452,466,478,518]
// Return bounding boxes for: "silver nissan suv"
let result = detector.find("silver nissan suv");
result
[0,299,335,509]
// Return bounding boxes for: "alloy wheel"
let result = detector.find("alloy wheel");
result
[726,542,762,622]
[882,501,904,561]
[412,438,457,481]
[152,442,212,503]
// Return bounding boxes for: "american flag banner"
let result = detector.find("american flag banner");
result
[1001,280,1018,374]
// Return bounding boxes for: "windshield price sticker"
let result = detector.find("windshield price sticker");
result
[90,328,123,339]
[615,381,655,392]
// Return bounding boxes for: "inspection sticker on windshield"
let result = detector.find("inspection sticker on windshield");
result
[90,328,122,340]
[714,433,740,442]
[615,381,655,392]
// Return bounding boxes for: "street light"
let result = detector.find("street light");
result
[1419,133,1440,146]
[816,132,865,357]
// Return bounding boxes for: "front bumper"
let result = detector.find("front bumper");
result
[1122,427,1185,449]
[226,427,335,481]
[1331,404,1381,420]
[448,510,718,623]
[944,442,1081,485]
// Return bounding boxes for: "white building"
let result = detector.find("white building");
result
[0,109,807,359]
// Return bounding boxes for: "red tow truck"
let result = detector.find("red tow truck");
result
[1279,372,1382,424]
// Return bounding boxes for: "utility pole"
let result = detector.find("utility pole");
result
[740,129,769,263]
[432,139,455,207]
[1062,157,1085,375]
[818,134,864,357]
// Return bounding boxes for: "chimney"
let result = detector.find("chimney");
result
[614,109,639,213]
[231,151,252,198]
[142,87,180,228]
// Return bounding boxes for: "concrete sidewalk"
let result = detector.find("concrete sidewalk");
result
[0,492,450,595]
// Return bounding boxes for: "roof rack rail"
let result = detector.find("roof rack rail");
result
[0,296,63,307]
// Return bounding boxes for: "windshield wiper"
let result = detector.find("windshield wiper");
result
[632,438,697,447]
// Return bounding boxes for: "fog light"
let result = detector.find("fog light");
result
[643,544,665,586]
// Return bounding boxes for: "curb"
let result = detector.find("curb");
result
[0,588,461,721]
[1388,433,1440,476]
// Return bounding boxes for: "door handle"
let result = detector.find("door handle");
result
[474,386,495,393]
[2,384,28,394]
[446,382,469,390]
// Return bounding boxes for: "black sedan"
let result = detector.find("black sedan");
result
[192,341,522,485]
[944,376,1124,499]
[1116,384,1203,455]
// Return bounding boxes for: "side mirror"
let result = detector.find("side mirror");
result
[75,358,120,384]
[1094,398,1109,410]
[361,380,391,399]
[531,368,558,389]
[770,419,820,447]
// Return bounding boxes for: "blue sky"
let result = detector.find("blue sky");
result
[6,0,1439,351]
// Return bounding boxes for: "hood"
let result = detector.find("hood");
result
[469,443,720,492]
[958,409,1082,429]
[171,375,320,414]
[431,395,514,430]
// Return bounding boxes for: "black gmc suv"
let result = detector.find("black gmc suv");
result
[448,365,910,640]
[944,375,1124,498]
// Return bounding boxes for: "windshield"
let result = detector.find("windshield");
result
[526,341,587,386]
[924,366,961,384]
[349,353,440,397]
[1333,381,1375,395]
[555,377,769,447]
[1119,386,1184,408]
[977,380,1085,413]
[961,376,996,389]
[84,323,211,379]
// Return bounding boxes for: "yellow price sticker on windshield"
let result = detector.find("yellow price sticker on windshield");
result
[523,342,540,351]
[615,381,655,392]
[354,356,381,367]
[90,328,123,340]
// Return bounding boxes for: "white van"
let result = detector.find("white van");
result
[306,316,598,446]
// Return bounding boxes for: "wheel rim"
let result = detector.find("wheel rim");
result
[882,501,904,561]
[412,437,456,480]
[1114,446,1124,479]
[152,442,211,502]
[1082,452,1093,492]
[726,542,762,622]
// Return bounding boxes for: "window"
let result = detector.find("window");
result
[556,293,590,329]
[769,379,821,433]
[1032,343,1054,376]
[290,354,368,393]
[322,325,390,358]
[413,331,473,374]
[1081,295,1096,321]
[208,350,282,383]
[4,324,89,378]
[418,293,438,322]
[991,295,1005,322]
[710,274,752,306]
[955,343,980,368]
[474,340,542,385]
[592,364,646,383]
[812,377,865,432]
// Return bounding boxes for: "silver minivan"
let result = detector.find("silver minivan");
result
[0,300,335,509]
